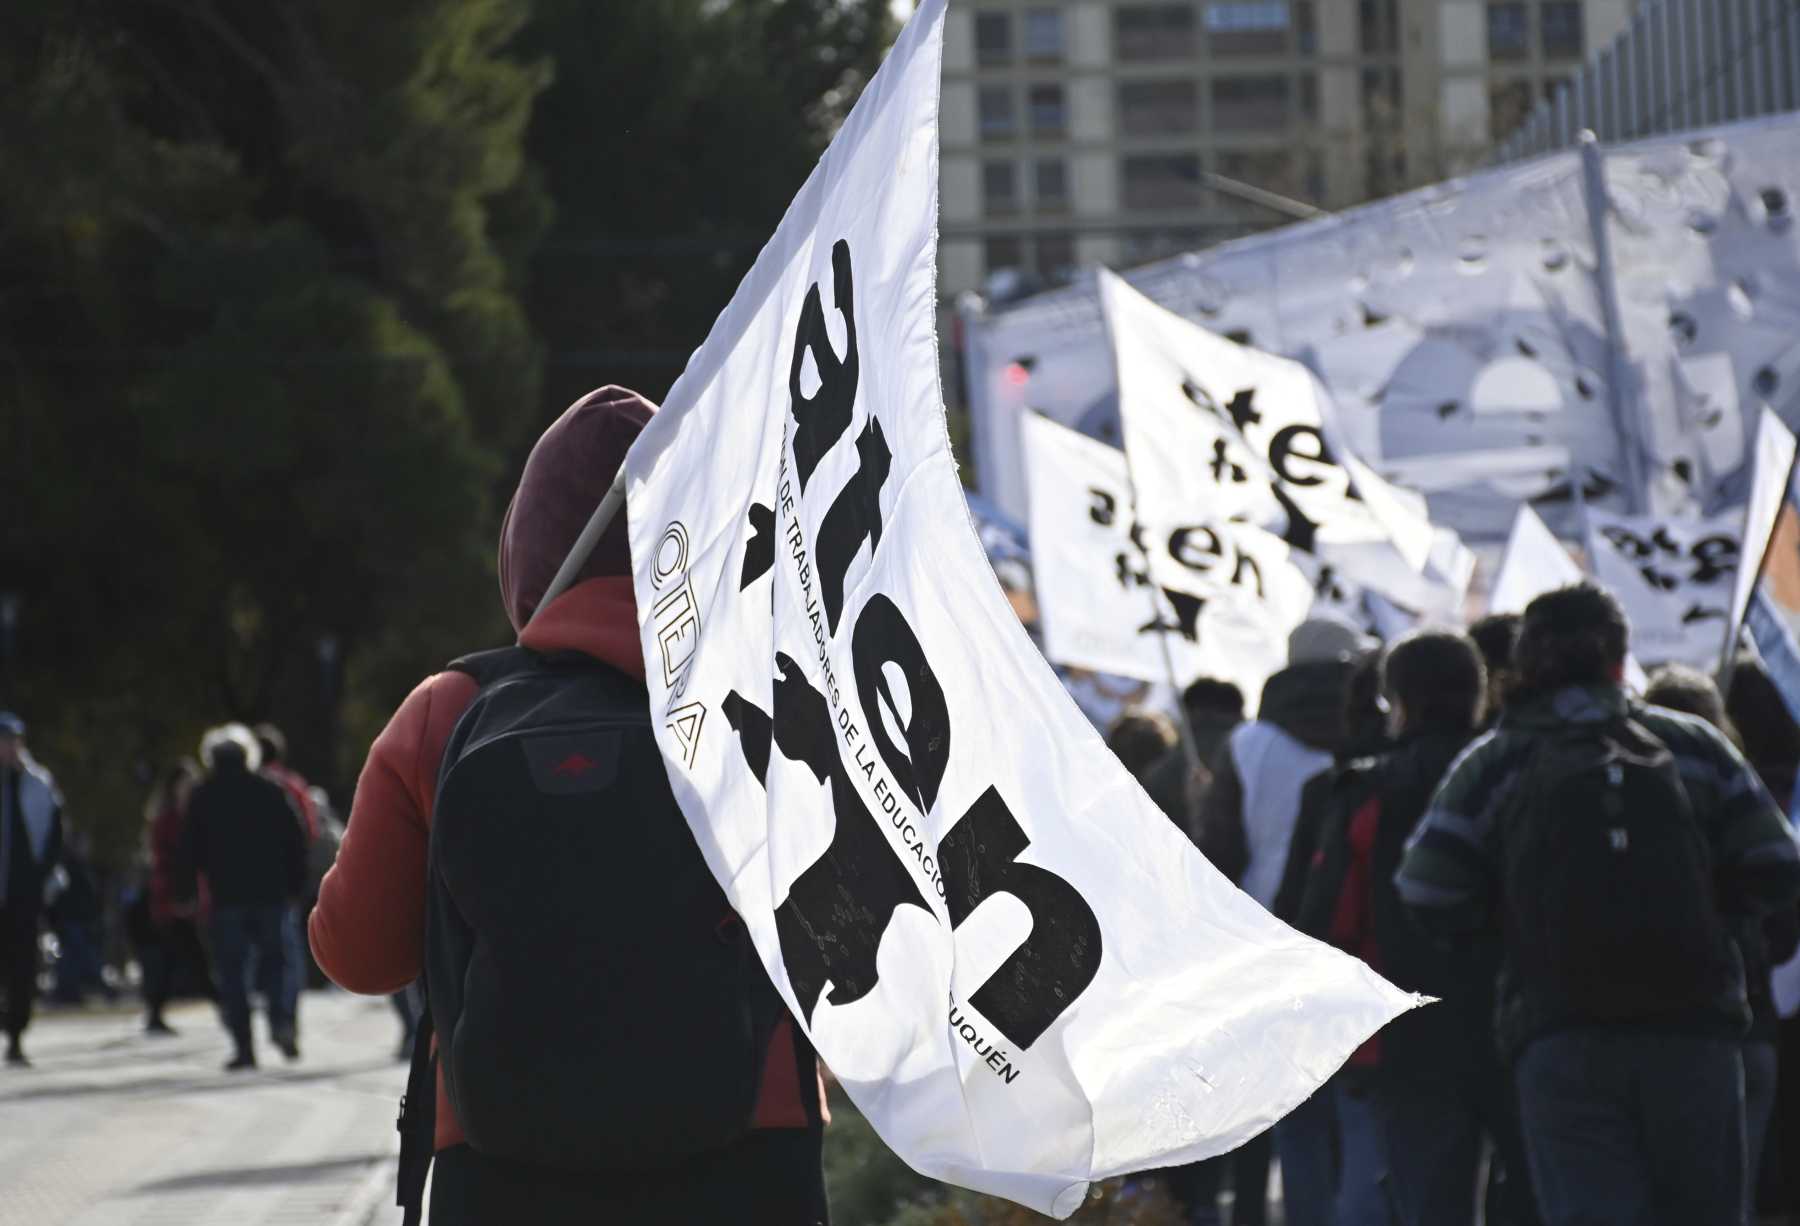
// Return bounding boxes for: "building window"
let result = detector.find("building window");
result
[1490,79,1535,140]
[1028,83,1068,138]
[1361,65,1403,112]
[1359,0,1399,54]
[1487,3,1529,61]
[1295,1,1316,55]
[1034,158,1070,212]
[1116,5,1198,61]
[1035,233,1078,284]
[1206,2,1290,55]
[1212,75,1291,132]
[1023,8,1065,63]
[1118,79,1199,134]
[983,160,1020,216]
[1123,153,1204,209]
[975,11,1012,66]
[984,234,1024,274]
[1298,72,1318,119]
[1305,151,1326,201]
[979,86,1016,140]
[1541,2,1584,59]
[1543,75,1568,102]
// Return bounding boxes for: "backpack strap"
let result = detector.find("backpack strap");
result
[445,646,537,688]
[395,995,436,1226]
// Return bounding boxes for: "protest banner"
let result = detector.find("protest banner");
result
[1586,510,1742,668]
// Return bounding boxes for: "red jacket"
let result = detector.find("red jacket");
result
[309,383,824,1154]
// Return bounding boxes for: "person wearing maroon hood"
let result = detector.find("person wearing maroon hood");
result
[310,388,829,1224]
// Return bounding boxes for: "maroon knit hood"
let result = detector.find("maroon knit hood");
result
[499,386,657,633]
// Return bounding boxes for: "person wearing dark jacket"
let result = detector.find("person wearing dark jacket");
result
[0,712,64,1067]
[1196,613,1371,1226]
[1725,654,1800,1216]
[184,723,305,1070]
[1320,632,1537,1226]
[1397,585,1800,1226]
[309,389,830,1226]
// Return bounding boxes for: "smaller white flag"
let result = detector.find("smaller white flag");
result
[1723,409,1799,672]
[1586,510,1742,669]
[1022,410,1312,703]
[1099,270,1452,610]
[1489,505,1585,616]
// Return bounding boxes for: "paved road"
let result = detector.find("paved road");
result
[0,990,409,1226]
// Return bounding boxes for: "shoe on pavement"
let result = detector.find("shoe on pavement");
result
[145,1018,177,1037]
[5,1041,28,1068]
[273,1030,300,1062]
[224,1051,257,1072]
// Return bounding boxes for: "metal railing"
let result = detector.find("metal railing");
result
[1493,0,1800,163]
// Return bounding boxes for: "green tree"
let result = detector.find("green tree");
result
[519,0,893,424]
[0,0,545,861]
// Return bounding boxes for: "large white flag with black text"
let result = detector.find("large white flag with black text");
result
[1585,510,1742,668]
[624,2,1416,1214]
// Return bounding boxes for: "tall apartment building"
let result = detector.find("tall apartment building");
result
[938,0,1640,298]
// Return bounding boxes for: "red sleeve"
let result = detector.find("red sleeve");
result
[308,671,477,996]
[1329,794,1383,963]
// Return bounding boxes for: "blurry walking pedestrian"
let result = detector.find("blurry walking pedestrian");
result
[133,759,211,1034]
[0,711,63,1066]
[183,724,305,1070]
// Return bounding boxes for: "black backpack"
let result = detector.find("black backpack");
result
[1497,717,1739,1033]
[396,648,792,1222]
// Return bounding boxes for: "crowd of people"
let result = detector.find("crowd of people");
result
[1109,589,1800,1226]
[0,714,421,1071]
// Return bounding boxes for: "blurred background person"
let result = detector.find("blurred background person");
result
[183,724,305,1070]
[0,712,64,1067]
[129,759,210,1035]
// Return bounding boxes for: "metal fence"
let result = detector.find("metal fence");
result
[1493,0,1800,163]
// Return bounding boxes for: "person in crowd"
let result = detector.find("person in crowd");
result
[1141,679,1244,843]
[133,759,210,1034]
[1646,662,1799,1217]
[0,712,64,1067]
[309,388,830,1226]
[1197,614,1372,1226]
[1725,655,1800,1217]
[183,723,306,1070]
[47,832,109,1005]
[256,724,318,844]
[1312,632,1537,1226]
[1107,709,1178,782]
[1468,612,1521,727]
[1397,584,1800,1226]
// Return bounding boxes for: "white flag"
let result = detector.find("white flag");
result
[624,2,1416,1214]
[1723,409,1799,672]
[1098,269,1451,613]
[1489,505,1585,616]
[1586,510,1742,669]
[1022,410,1312,701]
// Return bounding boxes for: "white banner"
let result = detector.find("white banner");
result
[1022,410,1312,701]
[1586,510,1743,668]
[1489,505,1586,616]
[624,3,1415,1214]
[1099,270,1455,614]
[1723,409,1798,671]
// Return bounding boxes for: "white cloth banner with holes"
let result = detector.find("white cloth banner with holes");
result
[1021,410,1312,703]
[623,2,1417,1215]
[1585,510,1743,668]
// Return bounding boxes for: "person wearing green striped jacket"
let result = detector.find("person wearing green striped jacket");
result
[1395,584,1800,1226]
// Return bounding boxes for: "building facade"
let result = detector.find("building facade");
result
[938,0,1639,298]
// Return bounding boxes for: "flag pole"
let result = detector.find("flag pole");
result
[522,465,628,634]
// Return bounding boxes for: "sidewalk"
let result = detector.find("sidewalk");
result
[0,990,408,1226]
